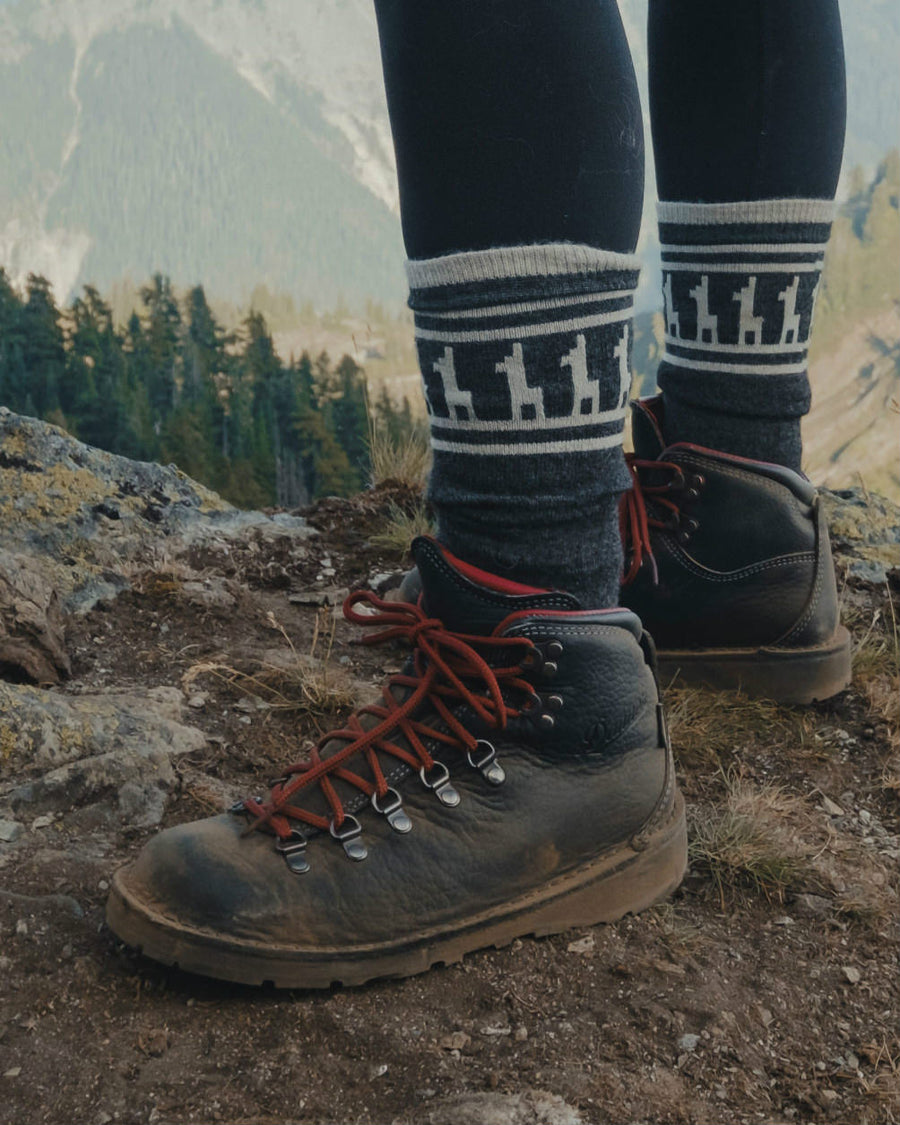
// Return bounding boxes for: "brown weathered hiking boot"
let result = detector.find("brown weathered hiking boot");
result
[620,396,851,704]
[107,537,685,988]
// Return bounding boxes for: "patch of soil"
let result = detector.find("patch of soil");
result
[0,493,897,1125]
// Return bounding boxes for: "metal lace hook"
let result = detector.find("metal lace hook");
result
[466,739,506,786]
[419,761,461,807]
[371,787,413,833]
[330,814,368,861]
[276,828,310,874]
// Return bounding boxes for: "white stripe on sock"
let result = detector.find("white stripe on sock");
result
[407,243,640,289]
[430,432,624,456]
[664,335,810,355]
[429,406,627,433]
[657,198,835,225]
[661,261,822,274]
[659,242,826,255]
[661,351,808,375]
[414,306,632,344]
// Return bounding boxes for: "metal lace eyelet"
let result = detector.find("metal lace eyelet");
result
[466,739,506,786]
[665,468,686,492]
[678,518,700,544]
[520,647,541,671]
[277,829,311,874]
[520,691,542,715]
[419,761,461,807]
[545,641,564,659]
[231,795,265,814]
[330,814,368,861]
[545,694,564,712]
[371,787,412,833]
[537,712,556,731]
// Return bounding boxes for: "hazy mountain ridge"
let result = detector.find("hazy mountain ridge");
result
[0,0,405,307]
[0,0,897,310]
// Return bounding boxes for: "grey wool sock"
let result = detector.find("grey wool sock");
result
[657,198,835,470]
[407,243,640,608]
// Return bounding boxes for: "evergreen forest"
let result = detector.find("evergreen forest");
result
[0,271,417,510]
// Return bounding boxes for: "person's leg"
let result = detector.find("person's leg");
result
[375,0,644,607]
[619,1,850,703]
[648,0,846,470]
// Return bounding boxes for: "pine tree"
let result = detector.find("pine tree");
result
[0,269,26,411]
[331,353,369,487]
[140,274,182,425]
[20,274,66,418]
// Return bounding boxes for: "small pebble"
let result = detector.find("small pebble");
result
[0,819,24,843]
[4,1068,21,1078]
[678,1033,700,1052]
[15,919,28,937]
[440,1031,470,1051]
[842,966,861,984]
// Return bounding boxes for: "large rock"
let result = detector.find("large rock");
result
[0,683,207,828]
[0,407,314,615]
[822,488,900,584]
[0,549,70,684]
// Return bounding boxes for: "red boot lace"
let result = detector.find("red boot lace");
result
[619,453,687,586]
[241,591,536,841]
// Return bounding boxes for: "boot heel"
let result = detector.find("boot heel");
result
[526,792,688,936]
[658,626,852,705]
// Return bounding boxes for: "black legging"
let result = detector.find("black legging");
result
[374,0,846,259]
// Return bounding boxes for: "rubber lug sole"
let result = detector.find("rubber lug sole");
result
[106,794,687,989]
[657,626,852,704]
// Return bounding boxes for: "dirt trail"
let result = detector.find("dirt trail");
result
[0,488,897,1125]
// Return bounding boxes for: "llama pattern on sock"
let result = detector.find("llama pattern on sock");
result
[656,198,832,384]
[406,243,640,606]
[408,244,640,458]
[654,198,834,469]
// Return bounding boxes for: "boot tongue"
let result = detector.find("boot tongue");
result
[631,395,668,460]
[412,537,581,635]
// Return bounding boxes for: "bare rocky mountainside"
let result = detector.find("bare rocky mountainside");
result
[0,412,898,1125]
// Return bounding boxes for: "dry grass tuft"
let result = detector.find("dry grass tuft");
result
[849,595,900,733]
[665,685,811,771]
[370,499,434,558]
[688,770,814,906]
[367,415,431,489]
[182,609,356,721]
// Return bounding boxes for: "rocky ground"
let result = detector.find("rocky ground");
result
[0,412,898,1125]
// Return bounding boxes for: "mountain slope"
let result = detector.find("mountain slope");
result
[0,0,897,310]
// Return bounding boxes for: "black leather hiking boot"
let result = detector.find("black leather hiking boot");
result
[107,537,685,988]
[620,396,851,704]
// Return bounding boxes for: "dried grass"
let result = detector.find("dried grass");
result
[665,685,812,771]
[370,499,434,558]
[182,609,356,720]
[688,769,814,906]
[367,415,431,489]
[849,593,900,733]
